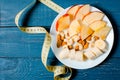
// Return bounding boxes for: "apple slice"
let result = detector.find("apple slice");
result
[69,20,82,37]
[75,13,84,21]
[93,26,111,40]
[82,12,104,26]
[67,5,80,18]
[56,14,72,32]
[80,24,93,40]
[89,20,107,31]
[75,4,90,20]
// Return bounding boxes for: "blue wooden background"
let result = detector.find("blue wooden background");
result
[0,0,120,80]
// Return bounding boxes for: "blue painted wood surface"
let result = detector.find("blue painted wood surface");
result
[0,0,120,80]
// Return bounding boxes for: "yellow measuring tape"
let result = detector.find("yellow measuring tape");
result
[15,0,72,80]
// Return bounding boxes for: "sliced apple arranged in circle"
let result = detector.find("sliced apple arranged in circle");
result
[75,4,90,20]
[66,5,80,18]
[56,14,72,32]
[55,4,111,61]
[82,12,104,26]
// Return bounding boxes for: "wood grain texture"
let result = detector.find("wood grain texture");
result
[1,0,120,80]
[0,0,120,26]
[0,27,119,58]
[0,58,120,80]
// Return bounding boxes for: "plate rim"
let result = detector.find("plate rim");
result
[50,4,114,69]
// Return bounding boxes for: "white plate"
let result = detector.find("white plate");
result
[50,5,114,69]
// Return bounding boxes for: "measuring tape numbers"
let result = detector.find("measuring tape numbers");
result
[15,0,72,80]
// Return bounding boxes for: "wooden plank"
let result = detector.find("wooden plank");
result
[0,57,120,80]
[0,0,57,26]
[1,0,120,26]
[0,27,119,57]
[0,27,54,58]
[0,58,53,80]
[54,0,120,13]
[0,0,120,80]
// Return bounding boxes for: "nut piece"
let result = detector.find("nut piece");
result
[62,42,67,46]
[94,36,99,41]
[78,39,82,44]
[68,45,73,50]
[86,35,92,41]
[81,40,86,46]
[75,45,79,51]
[61,36,65,41]
[57,34,61,41]
[57,40,63,48]
[84,42,89,49]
